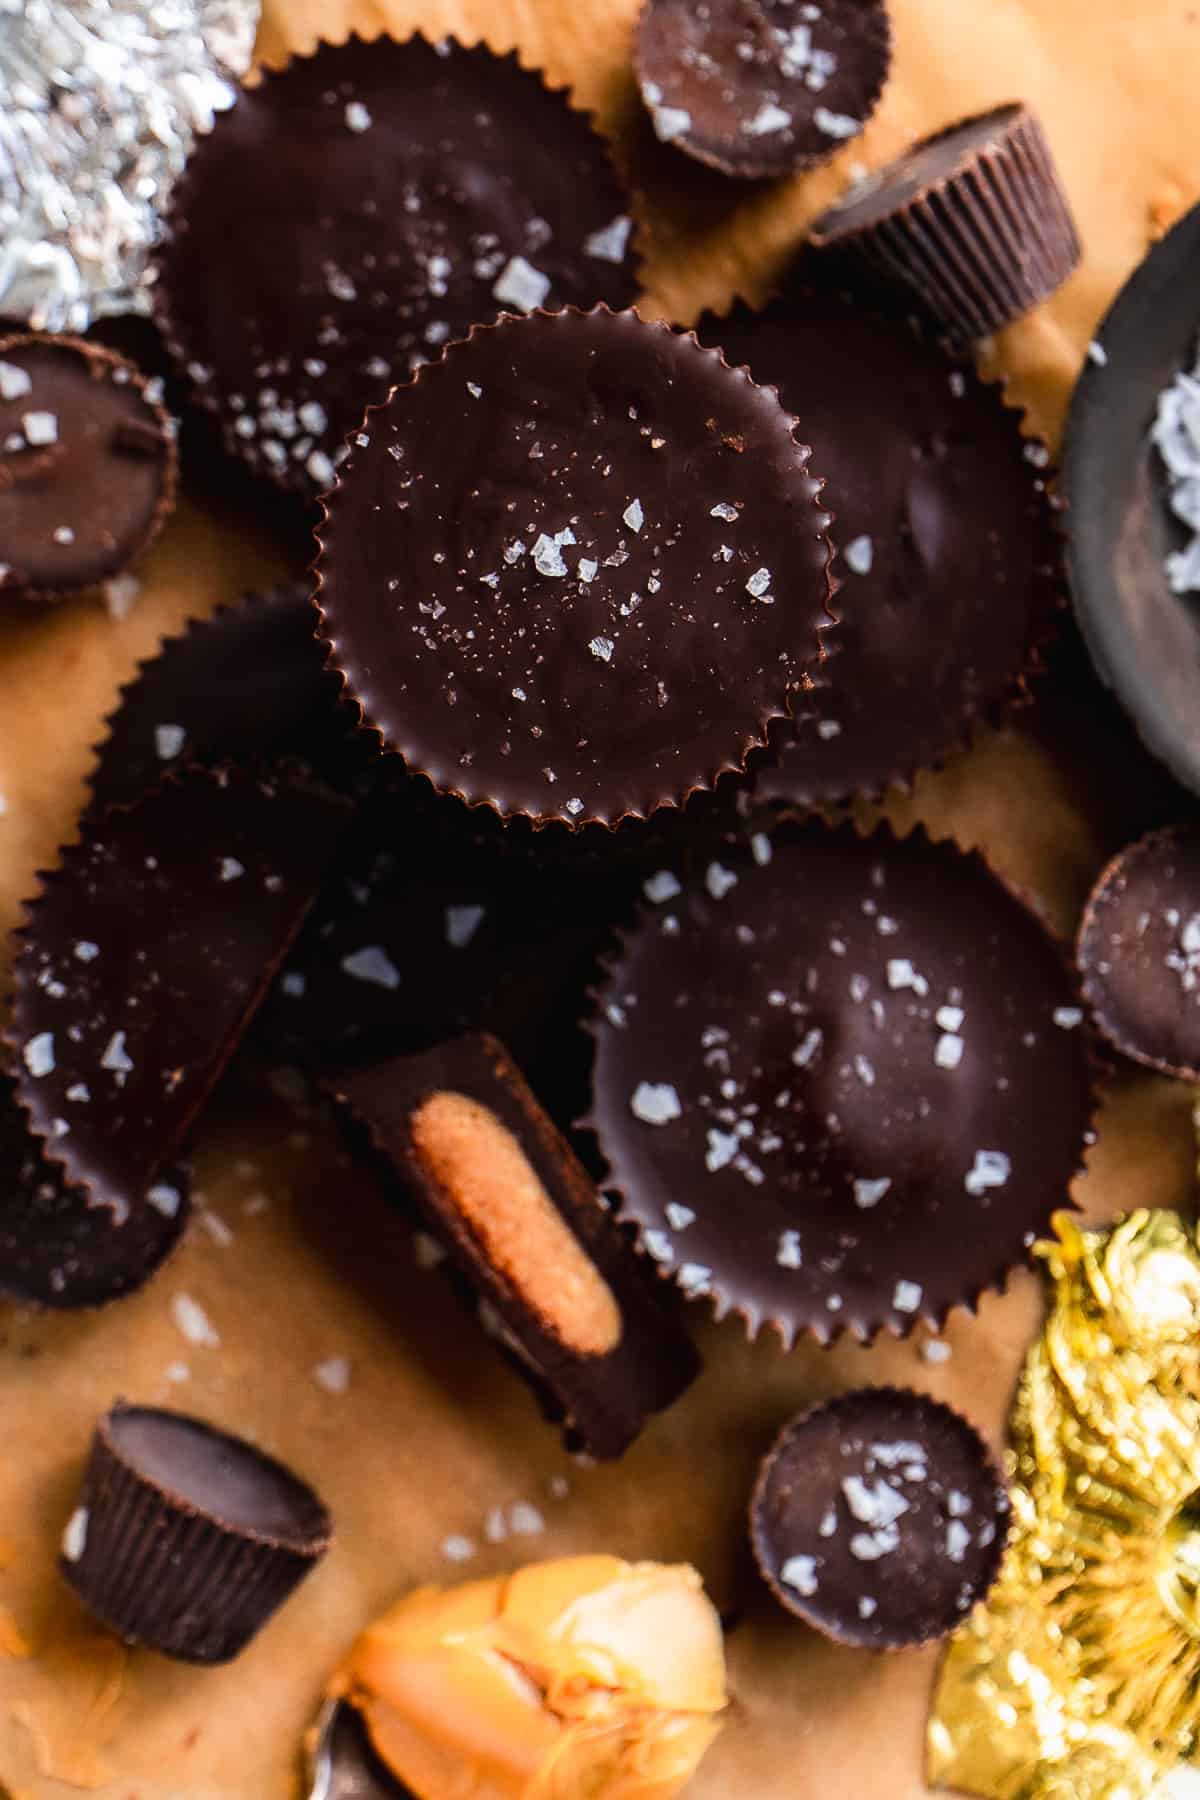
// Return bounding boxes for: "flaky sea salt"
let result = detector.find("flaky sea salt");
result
[744,101,791,136]
[61,1507,88,1563]
[493,256,550,312]
[644,870,681,904]
[781,1554,819,1596]
[147,1182,182,1218]
[935,1033,964,1070]
[964,1149,1011,1196]
[584,214,633,263]
[893,1280,922,1314]
[441,1535,476,1562]
[22,1032,54,1077]
[445,904,485,949]
[814,107,861,139]
[341,945,401,989]
[344,100,371,132]
[853,1176,891,1210]
[172,1293,219,1347]
[843,534,874,575]
[706,862,738,900]
[777,1229,803,1269]
[623,497,644,533]
[314,1356,351,1395]
[631,1082,682,1124]
[155,723,185,760]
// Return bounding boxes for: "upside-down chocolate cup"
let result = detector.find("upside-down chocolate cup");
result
[583,816,1098,1346]
[749,1386,1009,1647]
[155,34,642,501]
[694,288,1064,805]
[809,102,1081,342]
[315,305,834,831]
[59,1403,331,1663]
[0,332,177,601]
[634,0,892,180]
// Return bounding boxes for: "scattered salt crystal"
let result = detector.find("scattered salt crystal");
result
[281,971,306,997]
[745,566,773,600]
[793,1027,823,1068]
[849,1524,900,1560]
[816,719,842,740]
[199,1210,233,1247]
[565,797,584,817]
[893,1280,922,1314]
[154,723,185,761]
[0,361,31,400]
[853,1054,876,1086]
[964,1149,1011,1196]
[643,870,681,904]
[921,1338,952,1365]
[578,558,598,582]
[445,904,485,948]
[165,1361,190,1383]
[484,1506,508,1543]
[306,449,336,488]
[1087,340,1108,366]
[646,96,692,142]
[52,525,75,545]
[22,1032,54,1078]
[413,1232,446,1270]
[589,635,615,662]
[631,1082,682,1124]
[843,1476,909,1528]
[706,862,738,900]
[666,1203,696,1230]
[61,1507,88,1563]
[744,101,792,135]
[1053,1007,1083,1029]
[467,382,483,398]
[341,945,401,989]
[705,1128,740,1172]
[949,370,967,398]
[532,532,570,578]
[22,410,57,445]
[219,856,244,882]
[819,1506,837,1537]
[853,1176,891,1210]
[843,534,874,575]
[643,1229,673,1262]
[172,1293,219,1347]
[65,1082,90,1103]
[584,215,633,263]
[947,1490,971,1517]
[751,833,773,866]
[781,1554,819,1596]
[887,958,927,995]
[946,1520,971,1562]
[493,256,550,312]
[100,1031,133,1083]
[677,1262,713,1296]
[314,1356,351,1395]
[710,501,739,522]
[936,1004,964,1032]
[147,1183,182,1218]
[623,498,645,533]
[509,1501,545,1536]
[815,107,861,138]
[441,1535,476,1562]
[344,100,371,132]
[777,1230,803,1269]
[935,1033,964,1070]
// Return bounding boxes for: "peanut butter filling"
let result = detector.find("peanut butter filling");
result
[409,1090,623,1358]
[329,1555,728,1800]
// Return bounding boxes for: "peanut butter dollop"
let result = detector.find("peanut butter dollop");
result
[329,1555,727,1798]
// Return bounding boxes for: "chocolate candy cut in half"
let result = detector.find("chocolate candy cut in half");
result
[87,583,371,813]
[1064,196,1200,802]
[0,332,176,600]
[584,818,1097,1346]
[60,1403,332,1663]
[6,766,353,1220]
[695,290,1061,805]
[0,1078,190,1310]
[634,0,891,179]
[809,102,1081,341]
[155,35,640,499]
[750,1387,1009,1646]
[1077,824,1200,1080]
[316,306,833,829]
[332,1033,700,1458]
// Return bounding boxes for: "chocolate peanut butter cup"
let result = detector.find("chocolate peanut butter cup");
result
[0,1079,190,1310]
[1076,824,1200,1079]
[697,291,1061,804]
[584,819,1096,1345]
[809,103,1081,341]
[316,306,833,829]
[7,767,352,1219]
[60,1403,331,1663]
[88,584,370,814]
[333,1034,700,1458]
[0,333,176,600]
[750,1387,1009,1646]
[635,0,891,179]
[156,35,640,499]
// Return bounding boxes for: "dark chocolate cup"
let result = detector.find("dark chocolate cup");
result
[0,332,178,603]
[1076,823,1200,1080]
[59,1403,332,1663]
[809,102,1081,342]
[749,1386,1010,1648]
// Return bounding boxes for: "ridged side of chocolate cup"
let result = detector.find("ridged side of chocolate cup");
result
[154,32,646,502]
[1076,823,1200,1080]
[60,1404,331,1663]
[578,815,1103,1349]
[693,289,1066,808]
[0,332,178,603]
[314,304,836,833]
[748,1385,1010,1648]
[810,104,1081,342]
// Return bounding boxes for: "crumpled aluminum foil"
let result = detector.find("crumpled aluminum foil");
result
[0,0,260,332]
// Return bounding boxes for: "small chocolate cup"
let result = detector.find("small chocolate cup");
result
[749,1386,1010,1648]
[634,0,892,180]
[1076,824,1200,1080]
[60,1403,332,1663]
[809,102,1081,341]
[0,332,177,602]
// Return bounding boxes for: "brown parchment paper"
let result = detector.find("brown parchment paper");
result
[0,1,1199,1793]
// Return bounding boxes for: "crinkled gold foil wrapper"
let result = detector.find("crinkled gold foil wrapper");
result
[928,1209,1200,1798]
